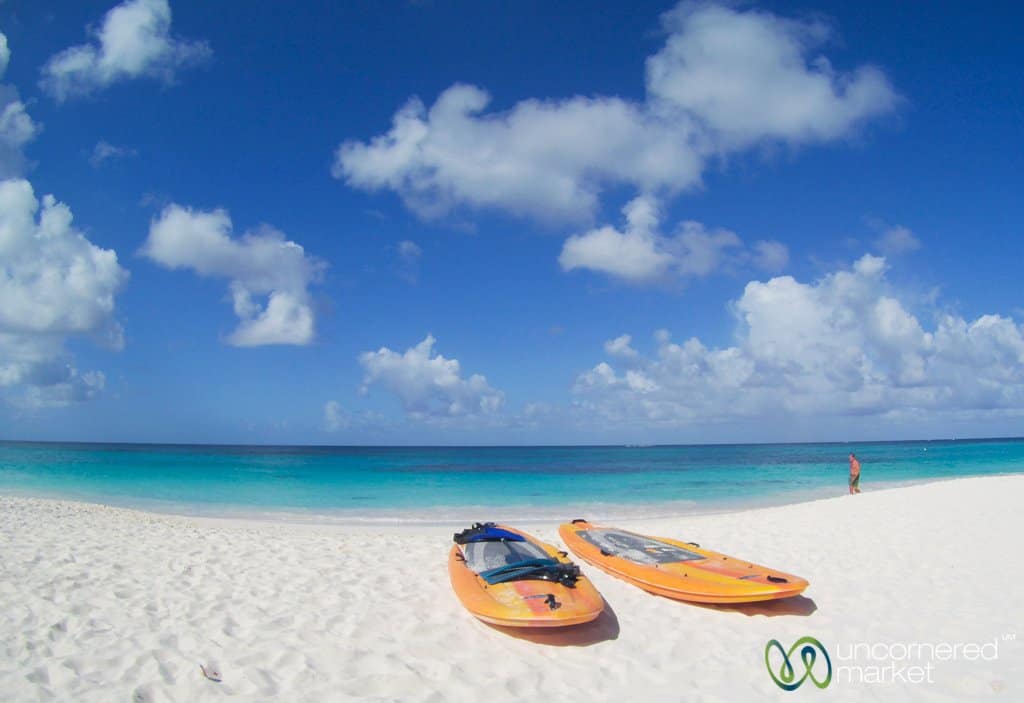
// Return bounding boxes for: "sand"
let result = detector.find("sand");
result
[1,475,1022,702]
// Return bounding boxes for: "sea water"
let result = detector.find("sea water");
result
[0,439,1021,522]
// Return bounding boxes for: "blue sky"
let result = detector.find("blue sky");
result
[0,0,1022,444]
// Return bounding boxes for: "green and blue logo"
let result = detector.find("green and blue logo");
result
[765,637,833,691]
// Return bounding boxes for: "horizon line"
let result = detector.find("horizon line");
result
[1,435,1021,451]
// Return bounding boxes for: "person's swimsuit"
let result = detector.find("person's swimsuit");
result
[850,474,860,488]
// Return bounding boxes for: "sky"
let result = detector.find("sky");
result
[0,0,1022,445]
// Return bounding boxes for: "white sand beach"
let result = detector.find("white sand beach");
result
[1,475,1021,702]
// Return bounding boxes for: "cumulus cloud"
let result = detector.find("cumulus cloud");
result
[335,84,702,223]
[335,2,897,223]
[605,334,640,360]
[89,140,138,167]
[573,254,1024,425]
[40,0,211,102]
[0,332,111,410]
[0,98,39,156]
[0,34,9,75]
[14,366,107,409]
[0,34,42,179]
[359,335,504,420]
[559,195,786,283]
[0,178,128,407]
[142,205,325,346]
[559,196,673,281]
[646,3,899,148]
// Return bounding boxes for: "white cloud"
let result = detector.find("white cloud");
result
[0,34,42,179]
[0,98,38,151]
[142,204,325,346]
[0,332,112,410]
[647,3,898,149]
[0,178,128,407]
[40,0,211,102]
[15,367,107,410]
[335,2,897,223]
[335,84,702,223]
[359,335,504,420]
[573,254,1024,425]
[558,196,673,281]
[89,140,138,167]
[322,400,350,432]
[0,180,127,338]
[559,195,786,283]
[673,221,743,276]
[0,34,9,75]
[604,334,639,360]
[874,225,920,256]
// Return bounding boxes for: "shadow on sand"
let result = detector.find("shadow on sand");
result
[485,599,620,646]
[687,594,818,617]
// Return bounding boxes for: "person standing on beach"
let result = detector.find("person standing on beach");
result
[848,453,862,494]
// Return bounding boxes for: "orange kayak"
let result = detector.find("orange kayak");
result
[559,519,808,604]
[449,523,605,628]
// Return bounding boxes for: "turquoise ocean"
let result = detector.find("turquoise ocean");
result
[0,439,1021,522]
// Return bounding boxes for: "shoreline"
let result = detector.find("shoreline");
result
[1,472,1019,529]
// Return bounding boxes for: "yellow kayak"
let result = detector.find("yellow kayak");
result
[449,523,605,627]
[559,519,808,604]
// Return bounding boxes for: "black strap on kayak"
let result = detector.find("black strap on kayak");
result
[454,522,493,544]
[479,558,582,588]
[523,593,563,610]
[453,522,525,544]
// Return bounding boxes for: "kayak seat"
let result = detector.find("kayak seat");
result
[464,539,551,573]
